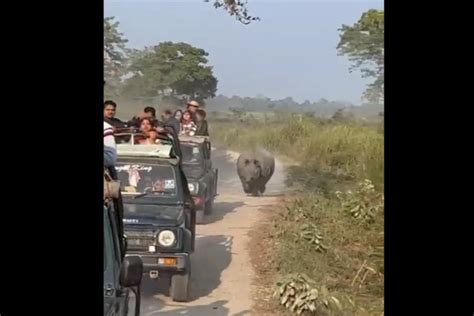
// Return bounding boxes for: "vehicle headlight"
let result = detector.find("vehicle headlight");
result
[157,230,176,247]
[188,182,199,194]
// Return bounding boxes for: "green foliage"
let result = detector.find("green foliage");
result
[270,194,384,315]
[331,108,355,123]
[210,116,384,190]
[205,0,260,24]
[104,17,129,97]
[282,197,321,222]
[229,107,246,120]
[211,114,384,315]
[122,42,218,105]
[297,223,328,253]
[274,274,342,315]
[337,10,384,104]
[336,179,384,225]
[205,95,377,119]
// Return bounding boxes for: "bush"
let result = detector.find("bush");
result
[271,193,384,315]
[336,179,384,225]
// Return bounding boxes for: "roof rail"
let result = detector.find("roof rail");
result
[178,135,210,143]
[117,143,174,158]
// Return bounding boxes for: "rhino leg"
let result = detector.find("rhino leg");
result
[251,187,260,197]
[241,181,251,194]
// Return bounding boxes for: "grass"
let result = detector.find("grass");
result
[210,113,384,315]
[271,190,384,315]
[210,114,384,191]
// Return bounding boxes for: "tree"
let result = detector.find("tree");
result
[205,0,259,25]
[337,9,384,104]
[122,42,218,106]
[104,17,129,97]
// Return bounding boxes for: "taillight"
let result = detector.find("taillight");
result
[193,196,203,205]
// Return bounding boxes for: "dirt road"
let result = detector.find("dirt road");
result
[132,148,287,316]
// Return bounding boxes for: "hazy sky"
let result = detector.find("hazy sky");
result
[105,0,383,104]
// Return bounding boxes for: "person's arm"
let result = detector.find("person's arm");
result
[202,120,209,136]
[104,126,117,167]
[195,121,203,135]
[127,114,143,128]
[195,120,209,136]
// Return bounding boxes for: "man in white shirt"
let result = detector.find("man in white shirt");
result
[104,121,117,167]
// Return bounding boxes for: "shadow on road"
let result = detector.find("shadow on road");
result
[143,299,250,316]
[205,201,245,224]
[131,235,233,312]
[189,235,233,300]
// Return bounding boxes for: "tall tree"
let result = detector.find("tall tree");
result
[122,42,218,106]
[104,17,129,97]
[337,9,384,104]
[206,0,259,24]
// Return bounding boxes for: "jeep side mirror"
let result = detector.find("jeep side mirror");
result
[120,256,143,287]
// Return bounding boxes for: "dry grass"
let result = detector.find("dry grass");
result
[210,115,384,191]
[270,190,384,315]
[211,114,384,315]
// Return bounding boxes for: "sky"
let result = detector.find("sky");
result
[105,0,384,104]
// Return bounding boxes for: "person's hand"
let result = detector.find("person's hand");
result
[156,127,166,133]
[148,131,159,143]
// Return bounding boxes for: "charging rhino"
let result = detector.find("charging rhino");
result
[236,149,275,196]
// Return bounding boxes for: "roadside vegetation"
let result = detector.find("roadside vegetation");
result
[106,5,384,314]
[210,113,384,315]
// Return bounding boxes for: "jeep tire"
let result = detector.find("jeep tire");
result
[196,210,205,224]
[170,271,190,302]
[204,197,214,215]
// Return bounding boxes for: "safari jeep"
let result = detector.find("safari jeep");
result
[104,169,143,316]
[179,135,218,224]
[115,139,196,302]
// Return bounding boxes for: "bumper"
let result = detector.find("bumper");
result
[126,252,190,272]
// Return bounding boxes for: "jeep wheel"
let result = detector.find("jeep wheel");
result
[196,210,205,224]
[170,272,190,302]
[204,198,214,215]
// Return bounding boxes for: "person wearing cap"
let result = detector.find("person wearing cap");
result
[186,100,200,121]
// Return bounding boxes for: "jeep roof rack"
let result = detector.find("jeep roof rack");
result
[178,135,210,144]
[117,143,174,158]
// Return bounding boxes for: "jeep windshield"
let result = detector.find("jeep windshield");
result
[123,203,183,222]
[181,143,203,164]
[116,163,178,196]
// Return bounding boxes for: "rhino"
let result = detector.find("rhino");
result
[236,149,275,196]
